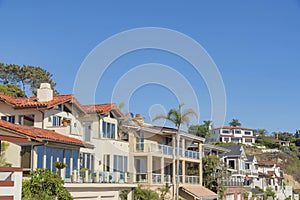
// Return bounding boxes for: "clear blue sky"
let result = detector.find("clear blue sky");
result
[1,1,300,133]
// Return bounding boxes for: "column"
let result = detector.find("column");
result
[198,143,203,185]
[182,138,185,158]
[127,189,134,200]
[182,160,185,184]
[161,157,165,184]
[43,145,47,168]
[147,155,152,185]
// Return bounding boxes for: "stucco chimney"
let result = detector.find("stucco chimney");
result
[37,83,53,102]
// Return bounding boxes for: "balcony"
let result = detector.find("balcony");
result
[67,170,133,184]
[221,179,244,187]
[245,169,259,176]
[178,175,200,184]
[135,142,201,160]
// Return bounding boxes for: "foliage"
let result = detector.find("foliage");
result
[157,186,170,200]
[0,142,10,166]
[266,187,276,199]
[229,119,241,127]
[202,155,227,199]
[256,136,280,149]
[120,190,129,200]
[0,84,25,97]
[0,62,57,96]
[254,129,268,137]
[22,168,73,200]
[54,162,67,169]
[273,131,295,142]
[189,120,214,142]
[133,185,159,200]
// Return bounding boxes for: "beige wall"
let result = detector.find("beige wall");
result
[4,142,21,167]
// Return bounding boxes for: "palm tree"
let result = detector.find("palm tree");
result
[153,103,197,200]
[229,119,241,127]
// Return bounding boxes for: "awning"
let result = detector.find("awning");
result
[180,185,218,200]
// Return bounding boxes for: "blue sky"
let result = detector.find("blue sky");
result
[0,1,300,133]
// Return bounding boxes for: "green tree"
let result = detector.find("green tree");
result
[189,120,213,140]
[22,168,73,200]
[229,119,241,127]
[0,84,25,97]
[202,155,227,199]
[0,62,57,96]
[255,129,268,137]
[153,103,197,200]
[266,187,276,199]
[133,185,159,200]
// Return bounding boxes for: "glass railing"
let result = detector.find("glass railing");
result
[185,176,200,184]
[68,170,132,184]
[184,149,200,159]
[136,173,148,183]
[136,142,200,160]
[152,174,162,184]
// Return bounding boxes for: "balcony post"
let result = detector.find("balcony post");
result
[161,157,164,184]
[182,160,185,184]
[147,155,152,185]
[182,138,185,157]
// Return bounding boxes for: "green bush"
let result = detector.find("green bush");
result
[22,168,73,200]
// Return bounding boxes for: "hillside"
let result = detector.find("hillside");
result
[244,145,300,189]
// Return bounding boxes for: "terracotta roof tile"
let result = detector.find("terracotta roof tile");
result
[83,103,116,113]
[0,94,81,109]
[0,120,93,148]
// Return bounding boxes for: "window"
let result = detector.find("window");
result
[52,116,62,126]
[19,114,34,126]
[65,150,71,178]
[223,137,230,142]
[84,124,91,142]
[113,155,128,172]
[245,138,253,143]
[235,130,241,134]
[1,115,15,123]
[245,131,251,135]
[222,130,230,134]
[21,146,31,169]
[102,121,116,139]
[228,160,235,169]
[73,150,79,171]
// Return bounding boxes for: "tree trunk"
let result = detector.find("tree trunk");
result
[176,126,180,200]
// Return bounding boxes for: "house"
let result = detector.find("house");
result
[0,83,136,200]
[123,114,217,200]
[220,144,248,200]
[212,126,256,144]
[256,161,283,193]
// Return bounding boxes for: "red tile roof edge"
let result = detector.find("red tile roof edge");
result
[0,120,94,148]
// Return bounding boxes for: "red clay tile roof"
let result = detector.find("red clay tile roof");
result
[0,94,85,110]
[0,94,124,117]
[212,126,253,131]
[0,120,94,148]
[83,103,116,113]
[181,185,217,198]
[258,161,276,166]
